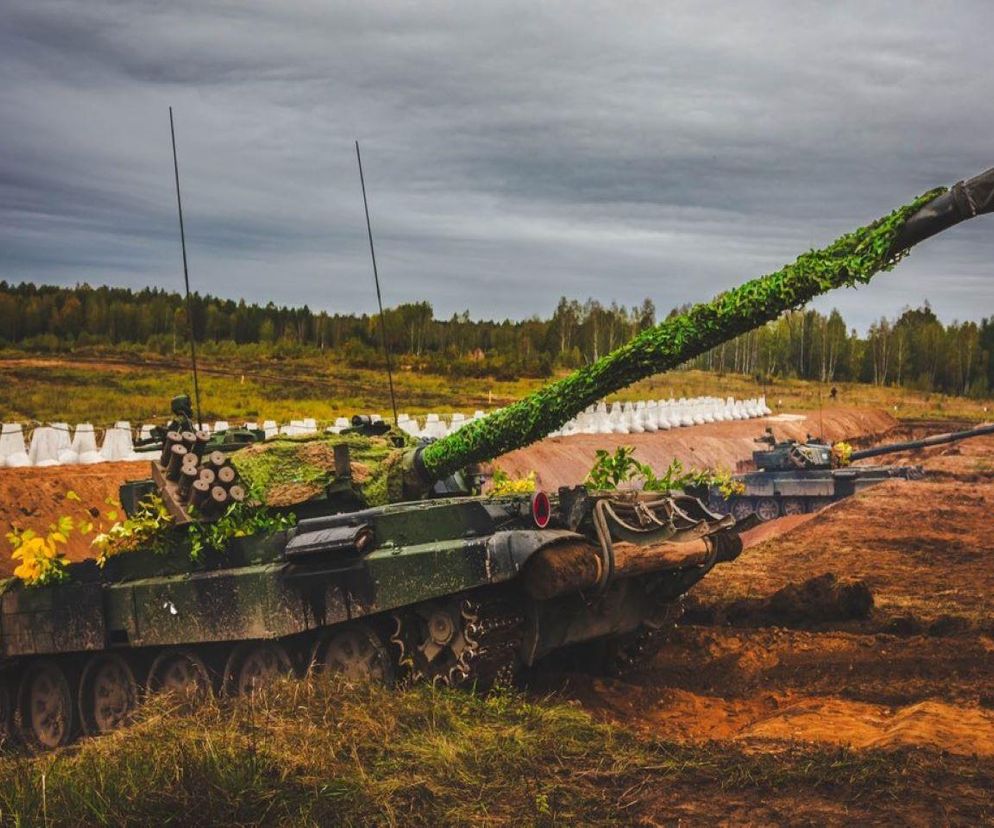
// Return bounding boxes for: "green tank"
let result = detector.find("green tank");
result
[0,165,991,752]
[706,423,994,521]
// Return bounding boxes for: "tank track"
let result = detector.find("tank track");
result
[603,599,684,676]
[390,594,525,688]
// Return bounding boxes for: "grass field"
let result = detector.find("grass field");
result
[0,352,990,428]
[0,677,986,826]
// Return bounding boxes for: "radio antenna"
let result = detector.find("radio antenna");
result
[355,140,399,426]
[169,106,203,429]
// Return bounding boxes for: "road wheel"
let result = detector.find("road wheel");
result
[79,653,139,735]
[311,624,394,685]
[781,498,806,516]
[809,497,834,512]
[223,642,293,696]
[17,659,79,751]
[707,492,731,515]
[755,497,781,522]
[730,498,755,521]
[148,648,212,700]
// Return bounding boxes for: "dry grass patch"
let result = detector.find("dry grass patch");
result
[0,677,990,825]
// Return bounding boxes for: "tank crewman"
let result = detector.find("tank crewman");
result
[134,393,196,447]
[166,394,195,434]
[756,427,776,448]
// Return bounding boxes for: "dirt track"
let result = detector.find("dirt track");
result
[539,426,994,822]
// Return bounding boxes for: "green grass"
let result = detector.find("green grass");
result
[0,350,991,428]
[0,677,988,826]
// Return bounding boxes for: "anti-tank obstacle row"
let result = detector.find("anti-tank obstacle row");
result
[0,396,772,470]
[389,395,772,440]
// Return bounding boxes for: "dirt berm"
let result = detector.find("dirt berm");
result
[495,405,895,489]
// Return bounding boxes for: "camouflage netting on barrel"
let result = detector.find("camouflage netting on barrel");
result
[230,432,414,508]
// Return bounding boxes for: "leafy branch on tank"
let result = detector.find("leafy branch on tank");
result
[6,485,294,585]
[7,521,71,586]
[832,441,854,466]
[488,468,538,496]
[91,495,176,565]
[186,497,295,563]
[584,446,743,498]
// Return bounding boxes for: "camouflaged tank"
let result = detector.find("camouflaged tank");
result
[0,165,991,752]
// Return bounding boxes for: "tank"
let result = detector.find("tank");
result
[132,394,265,457]
[708,422,994,521]
[0,164,991,751]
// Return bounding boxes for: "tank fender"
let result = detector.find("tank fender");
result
[484,529,586,583]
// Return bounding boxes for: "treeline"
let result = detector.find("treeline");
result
[689,306,993,396]
[0,281,991,395]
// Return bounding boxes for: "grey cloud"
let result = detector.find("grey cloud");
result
[0,0,992,330]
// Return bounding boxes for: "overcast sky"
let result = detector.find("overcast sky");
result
[1,1,992,331]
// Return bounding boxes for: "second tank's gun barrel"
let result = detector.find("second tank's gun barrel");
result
[850,422,994,461]
[409,165,994,486]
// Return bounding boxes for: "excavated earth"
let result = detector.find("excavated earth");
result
[2,406,994,822]
[531,418,994,824]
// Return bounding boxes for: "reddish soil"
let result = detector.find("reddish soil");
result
[0,460,151,569]
[537,427,994,823]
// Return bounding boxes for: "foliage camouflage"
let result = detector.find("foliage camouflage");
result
[417,187,946,480]
[230,431,413,507]
[186,499,296,562]
[583,446,742,498]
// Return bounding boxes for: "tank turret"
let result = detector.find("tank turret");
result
[751,429,834,472]
[2,165,992,752]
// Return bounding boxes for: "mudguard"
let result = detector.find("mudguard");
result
[485,529,587,583]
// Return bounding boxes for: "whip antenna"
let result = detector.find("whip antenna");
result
[168,106,203,429]
[355,140,399,426]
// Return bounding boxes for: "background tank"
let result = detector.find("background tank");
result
[710,422,994,521]
[0,165,991,752]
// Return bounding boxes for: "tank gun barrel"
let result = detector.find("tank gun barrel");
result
[850,422,994,461]
[411,166,994,485]
[887,166,994,254]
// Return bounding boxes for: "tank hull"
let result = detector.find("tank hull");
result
[708,464,923,521]
[0,490,738,750]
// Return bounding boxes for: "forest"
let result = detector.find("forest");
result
[0,281,991,396]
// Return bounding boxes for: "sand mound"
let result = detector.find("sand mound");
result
[739,697,994,756]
